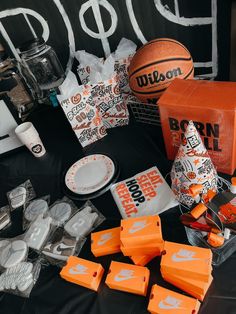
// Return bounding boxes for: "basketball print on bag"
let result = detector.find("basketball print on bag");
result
[128,38,194,103]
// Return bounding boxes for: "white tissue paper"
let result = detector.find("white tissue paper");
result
[57,71,106,147]
[113,38,137,94]
[75,50,104,84]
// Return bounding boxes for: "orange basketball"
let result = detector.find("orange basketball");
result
[128,38,194,103]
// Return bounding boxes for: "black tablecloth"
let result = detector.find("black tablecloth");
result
[0,105,235,314]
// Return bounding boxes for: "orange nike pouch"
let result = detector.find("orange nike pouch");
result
[91,227,121,257]
[105,261,150,296]
[60,256,104,291]
[160,241,212,282]
[147,284,201,314]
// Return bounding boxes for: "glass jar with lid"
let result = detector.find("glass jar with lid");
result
[19,38,65,93]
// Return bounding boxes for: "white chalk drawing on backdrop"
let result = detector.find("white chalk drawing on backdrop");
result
[153,0,218,78]
[0,0,75,72]
[0,8,50,62]
[79,0,118,58]
[0,0,218,78]
[126,0,217,79]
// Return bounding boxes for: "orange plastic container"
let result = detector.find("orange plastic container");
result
[121,242,163,256]
[120,215,163,247]
[160,241,212,282]
[161,269,213,296]
[91,227,121,257]
[161,272,213,301]
[105,261,150,296]
[147,284,201,314]
[60,256,104,291]
[130,253,157,266]
[158,78,236,175]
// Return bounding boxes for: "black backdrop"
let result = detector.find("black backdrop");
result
[0,0,232,80]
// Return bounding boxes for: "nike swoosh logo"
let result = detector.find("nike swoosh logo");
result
[171,253,200,263]
[158,301,180,310]
[54,243,75,254]
[69,265,88,275]
[129,223,151,234]
[114,275,135,282]
[97,238,112,246]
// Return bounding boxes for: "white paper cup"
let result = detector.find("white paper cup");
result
[15,122,46,157]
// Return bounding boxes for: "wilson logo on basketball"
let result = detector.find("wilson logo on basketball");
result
[136,68,183,88]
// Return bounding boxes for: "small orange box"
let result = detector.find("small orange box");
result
[60,256,104,291]
[147,284,201,314]
[130,253,157,266]
[158,78,236,175]
[161,241,212,282]
[121,242,163,256]
[91,227,121,257]
[161,272,213,301]
[105,261,150,296]
[120,215,163,247]
[161,269,213,296]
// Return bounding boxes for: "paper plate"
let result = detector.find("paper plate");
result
[65,154,115,195]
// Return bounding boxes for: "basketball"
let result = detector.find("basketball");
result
[128,38,194,103]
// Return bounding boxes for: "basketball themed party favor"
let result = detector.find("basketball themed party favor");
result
[160,241,213,301]
[7,180,36,212]
[91,227,121,257]
[159,78,236,174]
[89,54,129,129]
[57,71,106,148]
[171,120,218,207]
[112,37,137,94]
[120,215,164,256]
[128,38,194,103]
[111,166,178,218]
[161,241,212,282]
[105,261,150,296]
[60,256,104,291]
[147,284,201,314]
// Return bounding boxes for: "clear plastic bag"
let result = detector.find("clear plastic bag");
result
[64,200,106,239]
[23,214,54,252]
[0,205,11,231]
[0,259,41,298]
[23,195,50,230]
[7,180,36,212]
[42,227,86,267]
[0,236,29,272]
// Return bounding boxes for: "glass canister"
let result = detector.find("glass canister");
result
[19,38,65,92]
[0,43,35,119]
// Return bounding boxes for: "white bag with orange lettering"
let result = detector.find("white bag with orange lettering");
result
[57,71,106,147]
[110,166,178,218]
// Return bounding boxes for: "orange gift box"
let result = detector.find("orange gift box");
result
[147,284,201,314]
[161,272,213,301]
[161,269,213,297]
[130,253,157,266]
[160,241,212,282]
[120,215,163,247]
[158,78,236,174]
[121,242,163,256]
[105,261,150,296]
[91,227,121,257]
[60,256,104,291]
